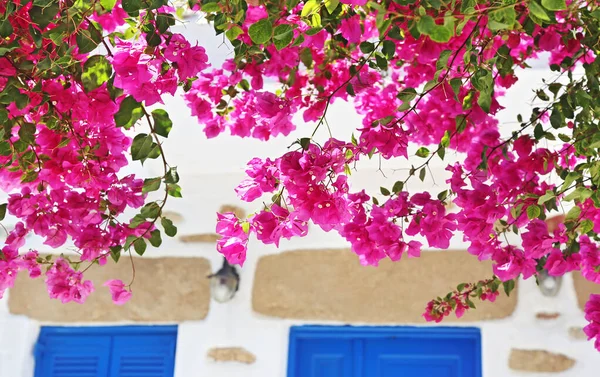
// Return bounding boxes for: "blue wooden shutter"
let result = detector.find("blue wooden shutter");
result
[109,334,177,377]
[34,326,178,377]
[34,334,111,377]
[287,326,482,377]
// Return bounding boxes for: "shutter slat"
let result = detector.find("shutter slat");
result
[110,335,176,377]
[34,335,111,377]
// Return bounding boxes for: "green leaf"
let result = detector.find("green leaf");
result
[324,0,339,13]
[29,3,59,29]
[143,178,161,193]
[419,167,426,181]
[565,206,581,222]
[100,0,118,10]
[81,55,112,92]
[359,41,375,54]
[0,141,11,156]
[133,238,146,256]
[526,205,541,219]
[416,147,429,158]
[21,170,38,183]
[578,219,594,234]
[392,181,404,194]
[122,0,142,15]
[560,172,581,192]
[240,221,250,233]
[301,0,320,17]
[164,167,179,184]
[564,187,593,202]
[131,134,154,161]
[488,6,516,31]
[161,217,177,237]
[141,202,161,218]
[441,130,450,147]
[346,83,355,96]
[437,190,448,201]
[201,2,220,12]
[226,25,243,41]
[248,19,273,45]
[541,0,566,11]
[114,96,143,129]
[0,203,6,221]
[109,246,121,262]
[18,123,36,145]
[375,54,388,70]
[417,15,436,35]
[466,298,476,309]
[124,235,137,250]
[0,20,13,38]
[76,25,102,54]
[549,109,562,129]
[537,190,556,205]
[149,229,162,247]
[151,109,172,137]
[477,89,492,113]
[167,183,183,198]
[388,25,403,40]
[382,40,396,60]
[503,280,515,297]
[436,50,452,72]
[156,13,175,33]
[128,215,146,229]
[380,187,390,196]
[273,24,294,50]
[311,13,322,27]
[528,1,551,21]
[429,26,452,43]
[397,88,417,103]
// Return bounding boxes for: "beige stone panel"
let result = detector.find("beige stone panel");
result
[219,205,245,219]
[572,272,600,310]
[252,249,517,323]
[9,257,211,322]
[568,327,587,340]
[508,349,575,372]
[207,347,256,364]
[179,233,220,243]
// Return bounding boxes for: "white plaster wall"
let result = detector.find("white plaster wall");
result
[0,21,598,377]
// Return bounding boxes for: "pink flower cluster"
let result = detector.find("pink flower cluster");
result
[423,280,500,323]
[45,258,94,304]
[584,294,600,351]
[104,279,132,305]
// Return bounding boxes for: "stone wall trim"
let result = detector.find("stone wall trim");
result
[8,256,211,322]
[252,249,517,323]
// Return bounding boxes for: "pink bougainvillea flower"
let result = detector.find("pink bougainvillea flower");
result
[104,279,132,305]
[584,294,600,351]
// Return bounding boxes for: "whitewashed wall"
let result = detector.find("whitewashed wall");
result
[0,21,598,377]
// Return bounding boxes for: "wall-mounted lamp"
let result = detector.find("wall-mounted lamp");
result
[538,270,562,297]
[208,258,240,303]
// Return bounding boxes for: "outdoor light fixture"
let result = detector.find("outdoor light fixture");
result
[208,258,240,303]
[538,270,562,297]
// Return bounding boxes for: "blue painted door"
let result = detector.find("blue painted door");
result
[288,326,481,377]
[34,326,177,377]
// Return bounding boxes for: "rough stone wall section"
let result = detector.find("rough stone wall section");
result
[219,205,245,219]
[179,233,220,243]
[568,327,587,340]
[8,257,211,322]
[207,347,256,364]
[252,249,517,323]
[572,272,600,310]
[508,349,576,372]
